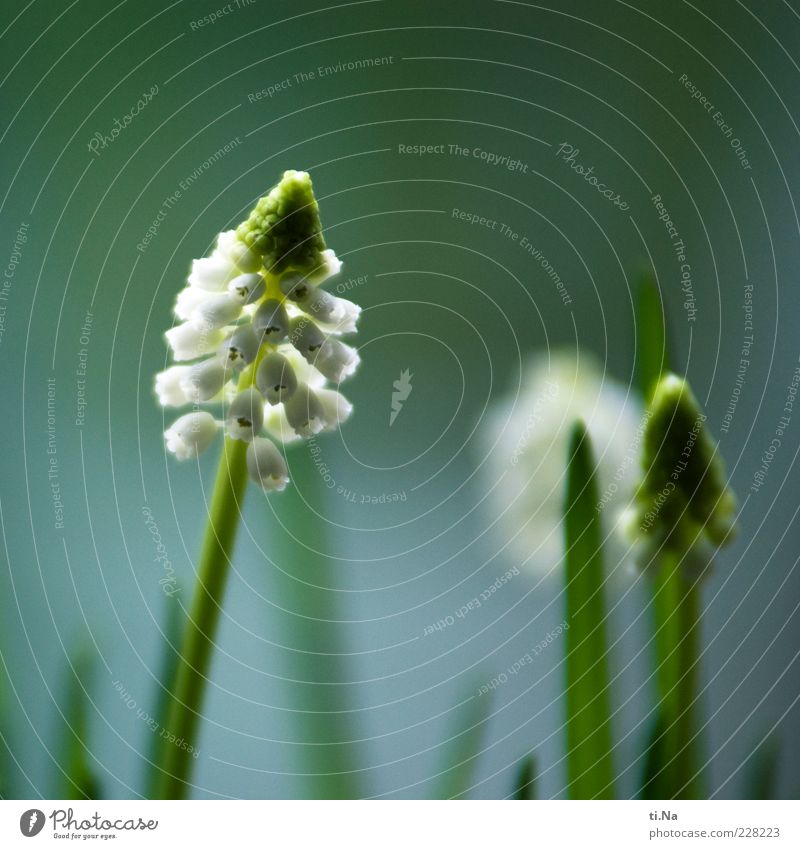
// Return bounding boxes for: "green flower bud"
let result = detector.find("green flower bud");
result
[236,170,327,275]
[624,374,737,571]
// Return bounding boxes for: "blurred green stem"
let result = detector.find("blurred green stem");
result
[155,436,248,799]
[564,422,615,798]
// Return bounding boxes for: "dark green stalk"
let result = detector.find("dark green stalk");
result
[563,422,616,798]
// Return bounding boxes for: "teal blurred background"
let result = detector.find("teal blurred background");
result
[1,0,799,798]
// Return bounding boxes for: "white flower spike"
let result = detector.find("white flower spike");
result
[155,170,361,493]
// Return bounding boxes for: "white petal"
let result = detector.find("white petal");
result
[179,359,227,403]
[246,437,289,491]
[318,295,360,334]
[227,273,265,304]
[275,344,326,389]
[253,299,289,344]
[165,322,226,361]
[174,286,214,321]
[190,293,242,330]
[263,404,303,444]
[283,383,325,438]
[218,230,261,273]
[155,365,192,407]
[219,324,259,372]
[309,248,342,283]
[311,338,360,384]
[256,351,298,406]
[164,412,219,460]
[188,254,237,291]
[316,388,353,431]
[225,387,265,442]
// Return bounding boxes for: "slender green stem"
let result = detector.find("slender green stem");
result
[652,558,704,799]
[154,436,249,799]
[564,422,616,799]
[675,575,703,798]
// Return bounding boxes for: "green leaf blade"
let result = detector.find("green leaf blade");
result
[563,421,616,799]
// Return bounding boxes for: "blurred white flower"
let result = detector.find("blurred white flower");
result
[480,350,644,580]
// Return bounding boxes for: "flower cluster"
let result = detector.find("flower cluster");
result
[621,373,737,575]
[155,170,360,492]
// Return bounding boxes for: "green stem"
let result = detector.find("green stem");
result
[154,436,249,799]
[675,575,703,798]
[652,558,704,799]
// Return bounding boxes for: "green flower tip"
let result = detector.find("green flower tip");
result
[236,170,328,276]
[624,373,737,571]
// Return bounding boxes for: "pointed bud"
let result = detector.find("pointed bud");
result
[246,437,289,491]
[626,374,737,570]
[236,170,327,275]
[164,412,219,460]
[225,387,265,442]
[256,351,298,405]
[253,298,289,344]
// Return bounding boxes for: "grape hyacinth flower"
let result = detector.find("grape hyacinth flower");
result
[155,169,361,492]
[152,171,360,799]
